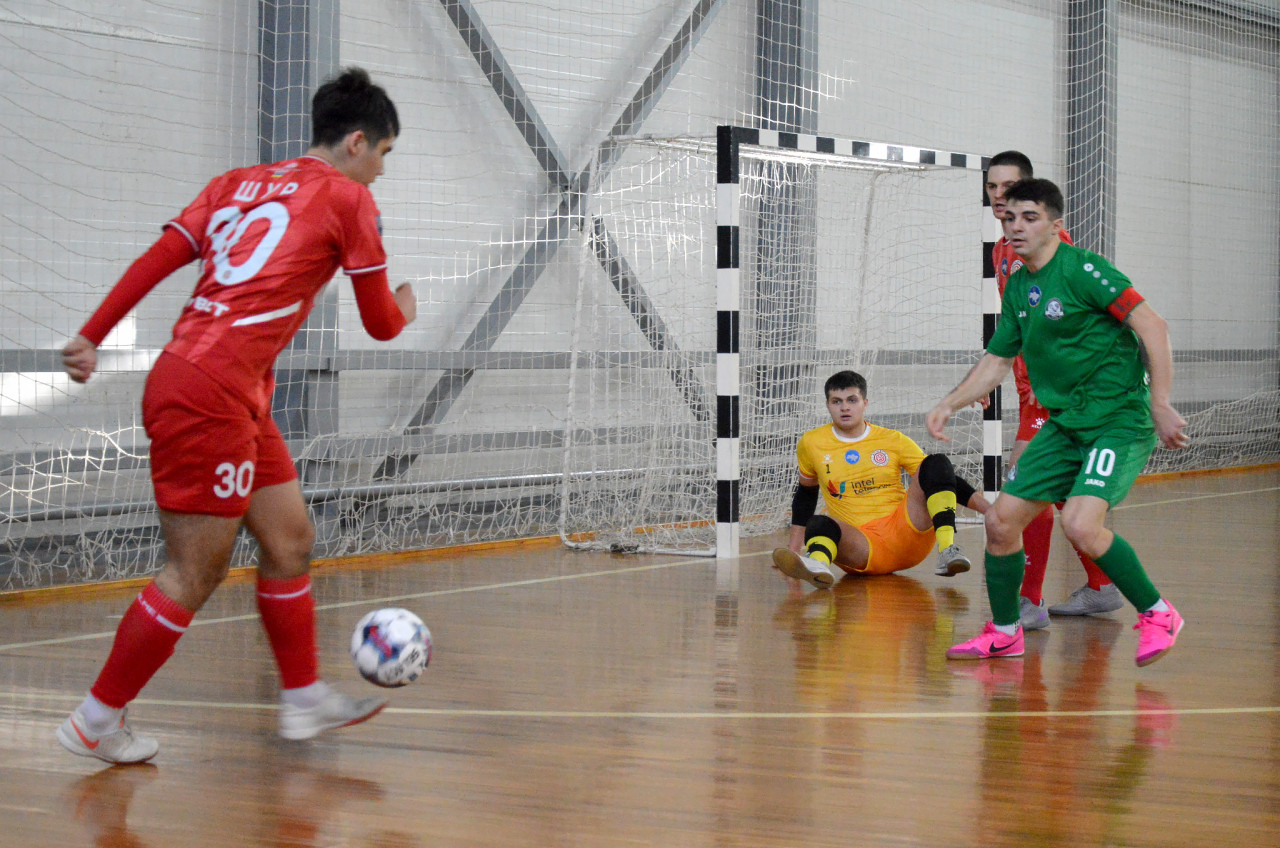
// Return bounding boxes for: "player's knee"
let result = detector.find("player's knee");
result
[260,519,316,573]
[804,515,841,544]
[287,519,317,562]
[1058,510,1104,552]
[984,508,1022,550]
[917,453,956,496]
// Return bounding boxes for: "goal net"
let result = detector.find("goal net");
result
[557,131,986,555]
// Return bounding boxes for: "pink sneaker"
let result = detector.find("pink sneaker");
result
[1134,602,1184,667]
[946,621,1024,659]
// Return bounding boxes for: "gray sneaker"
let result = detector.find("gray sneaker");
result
[56,706,159,764]
[935,544,971,577]
[1019,596,1050,631]
[1048,583,1125,616]
[772,548,837,588]
[280,690,388,741]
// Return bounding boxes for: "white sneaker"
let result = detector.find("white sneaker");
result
[1048,583,1125,616]
[279,690,388,741]
[935,544,971,577]
[56,707,159,764]
[1019,596,1050,631]
[771,548,836,588]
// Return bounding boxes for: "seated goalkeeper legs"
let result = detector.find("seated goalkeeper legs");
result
[772,454,987,587]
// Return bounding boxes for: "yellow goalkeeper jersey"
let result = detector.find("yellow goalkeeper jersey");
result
[796,422,925,527]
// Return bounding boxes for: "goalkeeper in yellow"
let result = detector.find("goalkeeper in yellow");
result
[773,370,989,587]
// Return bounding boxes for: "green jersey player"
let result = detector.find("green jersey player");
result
[926,178,1189,667]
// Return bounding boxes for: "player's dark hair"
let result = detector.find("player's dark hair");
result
[988,150,1034,178]
[824,370,868,400]
[311,67,400,147]
[1004,178,1064,220]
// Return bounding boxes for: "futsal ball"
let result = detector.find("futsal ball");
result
[350,607,432,688]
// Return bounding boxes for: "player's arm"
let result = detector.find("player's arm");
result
[351,269,414,340]
[926,354,1013,441]
[63,228,197,383]
[954,475,990,514]
[1124,301,1189,450]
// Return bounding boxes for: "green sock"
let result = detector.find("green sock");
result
[1094,534,1159,611]
[985,550,1024,627]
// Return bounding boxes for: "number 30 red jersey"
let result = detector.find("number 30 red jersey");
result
[162,155,387,413]
[991,226,1073,407]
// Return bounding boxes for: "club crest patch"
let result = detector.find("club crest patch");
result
[871,450,889,466]
[1045,298,1065,320]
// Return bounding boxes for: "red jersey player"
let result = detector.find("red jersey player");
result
[56,68,415,764]
[985,151,1121,629]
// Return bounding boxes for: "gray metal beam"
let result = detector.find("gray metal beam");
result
[375,0,724,480]
[753,0,818,411]
[1064,0,1116,256]
[598,0,725,165]
[1164,0,1280,31]
[588,216,712,422]
[259,0,342,445]
[438,0,574,188]
[755,0,818,134]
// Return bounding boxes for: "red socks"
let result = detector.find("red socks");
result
[1052,501,1113,589]
[1019,506,1054,604]
[90,582,194,708]
[1075,548,1112,590]
[256,575,319,690]
[86,576,322,707]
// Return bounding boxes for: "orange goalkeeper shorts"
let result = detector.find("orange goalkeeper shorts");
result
[850,499,934,576]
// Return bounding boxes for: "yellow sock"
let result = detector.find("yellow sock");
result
[806,536,837,564]
[926,491,957,550]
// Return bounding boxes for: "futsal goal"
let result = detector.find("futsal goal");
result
[555,127,991,557]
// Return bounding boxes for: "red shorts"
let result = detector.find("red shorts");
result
[850,499,934,576]
[1016,398,1051,443]
[142,353,297,517]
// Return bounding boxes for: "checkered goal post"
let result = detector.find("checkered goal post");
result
[556,128,989,557]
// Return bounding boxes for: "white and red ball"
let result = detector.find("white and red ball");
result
[350,607,432,687]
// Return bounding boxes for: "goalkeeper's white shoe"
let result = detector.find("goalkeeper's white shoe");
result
[935,544,972,577]
[772,548,837,589]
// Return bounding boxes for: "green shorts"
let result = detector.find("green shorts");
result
[1003,416,1155,507]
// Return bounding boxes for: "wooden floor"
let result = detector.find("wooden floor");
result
[2,468,1278,847]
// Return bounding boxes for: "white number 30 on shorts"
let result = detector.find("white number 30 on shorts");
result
[213,460,255,499]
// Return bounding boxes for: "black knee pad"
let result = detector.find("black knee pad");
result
[805,515,842,544]
[917,453,956,497]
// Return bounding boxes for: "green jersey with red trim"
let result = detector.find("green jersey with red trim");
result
[987,242,1148,427]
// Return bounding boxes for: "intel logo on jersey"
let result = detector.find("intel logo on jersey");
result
[845,450,860,465]
[1028,285,1042,307]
